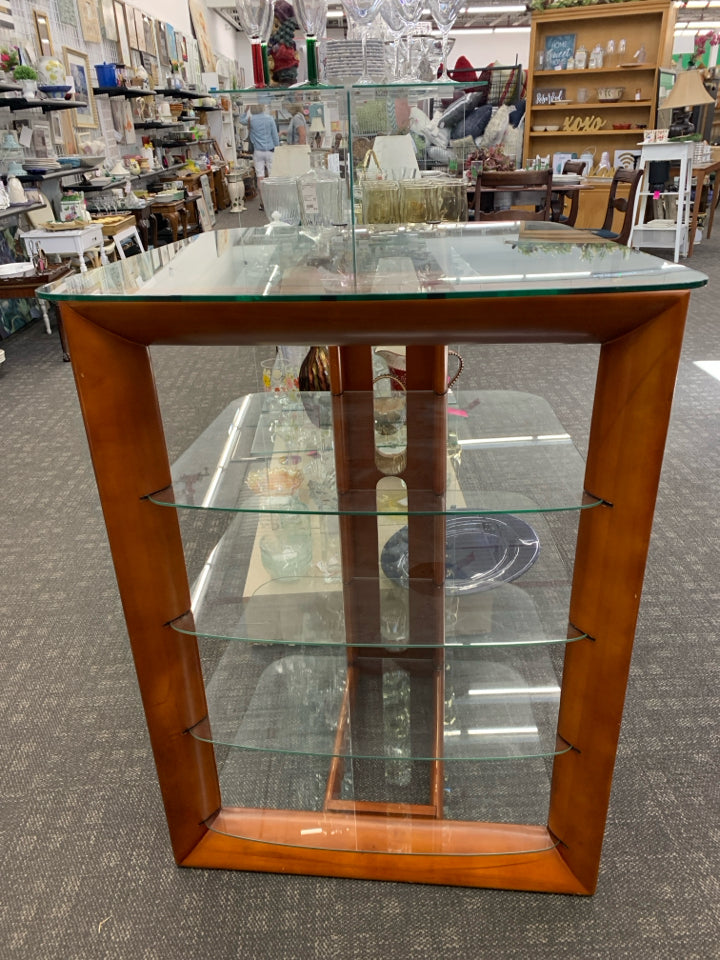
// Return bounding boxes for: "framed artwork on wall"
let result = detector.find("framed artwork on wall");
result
[33,9,54,59]
[113,1,131,66]
[165,23,177,62]
[135,8,147,53]
[78,0,102,44]
[155,21,169,66]
[99,0,118,42]
[188,0,217,73]
[63,47,98,128]
[143,15,156,58]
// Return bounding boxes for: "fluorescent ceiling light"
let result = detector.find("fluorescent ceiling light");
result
[493,26,531,32]
[464,4,527,11]
[682,19,720,26]
[684,1,720,7]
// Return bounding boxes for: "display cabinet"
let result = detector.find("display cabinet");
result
[525,1,676,173]
[40,217,705,894]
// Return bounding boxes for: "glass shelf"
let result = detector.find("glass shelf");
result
[204,805,560,856]
[191,646,565,763]
[175,503,579,648]
[151,389,595,516]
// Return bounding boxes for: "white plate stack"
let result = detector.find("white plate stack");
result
[325,40,387,84]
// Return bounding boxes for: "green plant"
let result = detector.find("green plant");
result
[13,65,38,80]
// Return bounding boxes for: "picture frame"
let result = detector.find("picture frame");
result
[33,9,54,58]
[99,0,118,42]
[32,120,52,158]
[126,3,138,50]
[113,1,131,67]
[165,23,177,62]
[63,47,97,128]
[143,14,156,58]
[155,21,169,66]
[189,0,217,73]
[135,8,147,52]
[77,0,102,44]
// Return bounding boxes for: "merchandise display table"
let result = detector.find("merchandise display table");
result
[40,221,706,895]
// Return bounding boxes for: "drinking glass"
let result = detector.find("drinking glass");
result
[428,0,464,81]
[235,0,275,87]
[393,0,424,81]
[342,0,384,84]
[379,0,406,83]
[294,0,329,86]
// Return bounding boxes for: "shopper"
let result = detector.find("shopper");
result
[245,104,280,208]
[286,103,307,145]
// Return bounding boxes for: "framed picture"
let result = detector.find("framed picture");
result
[155,21,169,66]
[189,0,217,73]
[143,14,156,57]
[63,47,97,128]
[33,9,54,58]
[165,23,177,62]
[126,3,138,50]
[78,0,102,44]
[99,0,118,41]
[32,120,52,158]
[113,1,131,66]
[141,52,159,90]
[135,8,146,52]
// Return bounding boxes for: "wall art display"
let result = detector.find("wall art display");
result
[58,0,79,27]
[113,0,131,65]
[155,21,169,66]
[63,47,97,128]
[189,0,217,72]
[0,2,14,32]
[125,1,138,50]
[544,34,576,70]
[99,0,118,41]
[143,13,156,57]
[134,8,146,52]
[141,51,159,89]
[78,0,102,43]
[32,121,52,158]
[33,9,54,58]
[165,23,177,62]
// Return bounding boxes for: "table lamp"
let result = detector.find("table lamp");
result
[663,68,715,137]
[309,115,325,148]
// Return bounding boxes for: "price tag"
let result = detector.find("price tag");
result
[300,182,319,215]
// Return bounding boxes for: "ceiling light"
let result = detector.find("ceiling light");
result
[464,4,527,11]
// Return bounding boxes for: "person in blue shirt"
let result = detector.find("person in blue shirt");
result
[245,104,280,208]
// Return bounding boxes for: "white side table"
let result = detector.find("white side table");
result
[629,140,695,262]
[20,225,108,273]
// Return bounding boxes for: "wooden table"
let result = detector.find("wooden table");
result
[20,224,107,273]
[686,158,720,257]
[149,198,188,244]
[0,262,73,357]
[39,222,706,894]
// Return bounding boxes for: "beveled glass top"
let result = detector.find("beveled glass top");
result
[38,222,707,304]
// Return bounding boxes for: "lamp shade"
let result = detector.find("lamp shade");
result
[663,69,715,109]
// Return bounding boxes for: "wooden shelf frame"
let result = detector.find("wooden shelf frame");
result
[56,281,691,894]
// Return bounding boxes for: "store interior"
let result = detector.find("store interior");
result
[2,1,719,958]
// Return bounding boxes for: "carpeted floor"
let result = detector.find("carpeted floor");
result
[1,219,719,959]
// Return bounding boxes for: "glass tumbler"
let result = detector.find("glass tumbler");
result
[361,179,400,225]
[399,179,440,223]
[436,178,468,222]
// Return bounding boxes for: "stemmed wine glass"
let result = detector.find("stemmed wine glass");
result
[393,0,424,82]
[293,0,328,86]
[379,0,407,83]
[341,0,384,85]
[235,0,275,87]
[428,0,464,81]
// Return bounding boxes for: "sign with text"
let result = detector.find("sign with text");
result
[545,33,576,70]
[534,88,567,105]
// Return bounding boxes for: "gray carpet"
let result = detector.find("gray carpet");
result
[1,216,719,959]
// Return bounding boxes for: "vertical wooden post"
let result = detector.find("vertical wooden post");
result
[61,306,221,862]
[550,296,688,892]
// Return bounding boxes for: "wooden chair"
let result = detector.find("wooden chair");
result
[472,169,553,221]
[551,159,587,227]
[588,167,643,245]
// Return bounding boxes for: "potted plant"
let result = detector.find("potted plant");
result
[0,46,20,76]
[14,64,38,99]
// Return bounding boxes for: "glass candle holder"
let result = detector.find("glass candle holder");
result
[436,178,468,222]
